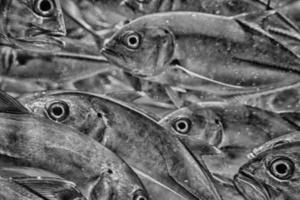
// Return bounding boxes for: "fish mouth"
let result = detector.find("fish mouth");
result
[101,47,119,58]
[234,171,270,200]
[101,47,128,69]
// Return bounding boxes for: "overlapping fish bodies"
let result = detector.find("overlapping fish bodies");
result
[234,141,300,200]
[121,0,297,17]
[0,167,86,200]
[0,91,149,200]
[159,102,299,178]
[0,0,66,50]
[101,11,300,96]
[19,90,223,200]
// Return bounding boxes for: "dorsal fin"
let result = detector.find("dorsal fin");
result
[0,90,29,114]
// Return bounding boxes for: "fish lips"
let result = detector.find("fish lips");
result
[101,47,130,71]
[234,171,270,200]
[101,47,150,77]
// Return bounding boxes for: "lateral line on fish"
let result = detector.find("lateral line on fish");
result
[228,81,300,103]
[173,65,246,89]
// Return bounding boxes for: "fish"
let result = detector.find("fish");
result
[0,0,66,50]
[18,90,223,200]
[0,90,149,200]
[234,141,300,200]
[159,102,299,179]
[121,0,297,17]
[101,11,300,96]
[0,166,86,200]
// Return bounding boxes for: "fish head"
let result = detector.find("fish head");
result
[101,22,175,77]
[89,165,150,200]
[3,0,66,49]
[19,92,108,143]
[159,106,224,147]
[120,0,161,15]
[234,142,300,200]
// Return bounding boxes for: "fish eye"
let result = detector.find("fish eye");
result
[133,189,148,200]
[46,101,69,122]
[34,0,55,17]
[123,32,141,49]
[269,157,294,180]
[172,118,192,134]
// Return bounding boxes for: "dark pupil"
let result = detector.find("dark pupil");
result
[129,36,137,45]
[177,121,187,130]
[138,197,146,200]
[52,106,63,116]
[39,0,52,12]
[276,163,288,174]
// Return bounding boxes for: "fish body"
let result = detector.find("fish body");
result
[234,141,300,200]
[121,0,297,17]
[0,0,66,50]
[0,92,149,200]
[159,102,299,178]
[19,90,223,200]
[102,11,300,95]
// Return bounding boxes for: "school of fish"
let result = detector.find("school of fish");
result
[1,0,300,199]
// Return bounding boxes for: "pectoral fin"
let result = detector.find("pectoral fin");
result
[13,177,85,200]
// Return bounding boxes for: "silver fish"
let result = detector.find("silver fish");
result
[101,11,300,96]
[234,141,300,200]
[0,91,149,200]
